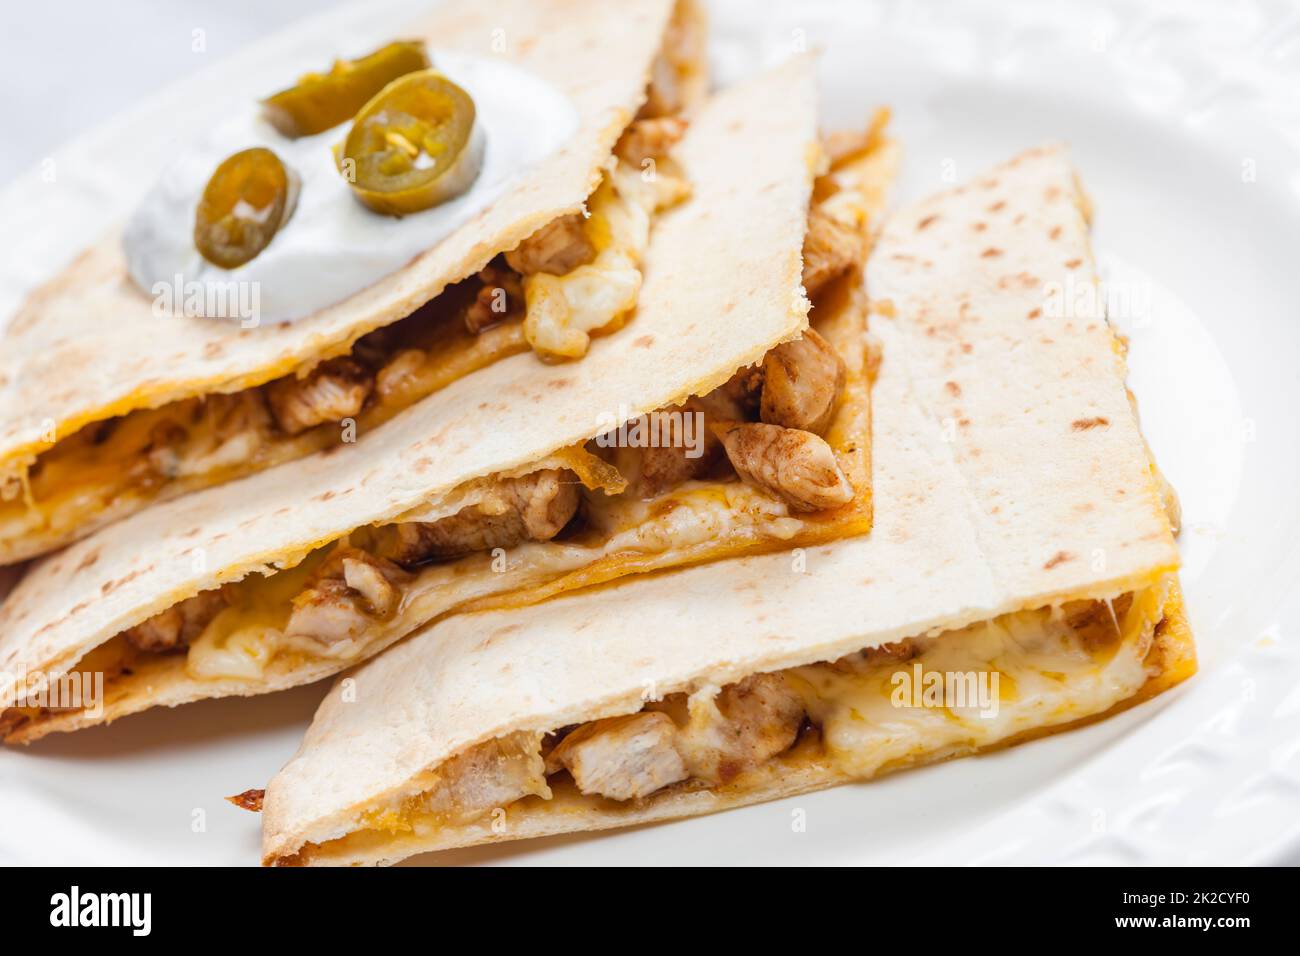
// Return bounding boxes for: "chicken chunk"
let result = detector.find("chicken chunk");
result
[614,116,688,166]
[374,469,578,565]
[505,214,595,277]
[284,579,371,646]
[265,357,373,436]
[719,364,764,419]
[341,556,401,616]
[760,328,846,435]
[374,348,427,402]
[676,674,806,784]
[714,422,854,512]
[615,440,714,499]
[547,712,689,801]
[123,589,227,653]
[423,731,551,825]
[143,419,188,480]
[464,263,524,334]
[610,395,733,498]
[169,391,274,479]
[284,546,409,646]
[802,205,865,298]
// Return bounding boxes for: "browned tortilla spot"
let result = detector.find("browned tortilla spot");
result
[1071,416,1110,431]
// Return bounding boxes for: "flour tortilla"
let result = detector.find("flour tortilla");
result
[0,57,821,740]
[261,144,1193,865]
[0,0,699,561]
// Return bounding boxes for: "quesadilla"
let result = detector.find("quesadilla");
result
[0,58,896,743]
[0,0,706,565]
[256,144,1196,866]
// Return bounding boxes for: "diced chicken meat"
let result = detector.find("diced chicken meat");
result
[341,556,401,616]
[464,263,524,334]
[610,395,734,499]
[637,0,702,119]
[265,357,373,436]
[423,731,551,825]
[425,674,809,817]
[1063,594,1134,653]
[168,391,274,480]
[546,712,689,801]
[719,364,764,419]
[284,579,371,646]
[123,589,227,653]
[505,214,595,277]
[374,348,427,403]
[760,328,846,435]
[802,205,865,298]
[675,673,806,784]
[143,420,188,479]
[714,421,854,512]
[374,469,579,565]
[614,116,688,166]
[284,546,409,646]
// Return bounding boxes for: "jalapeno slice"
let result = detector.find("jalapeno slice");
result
[338,69,483,216]
[193,147,298,269]
[262,40,431,139]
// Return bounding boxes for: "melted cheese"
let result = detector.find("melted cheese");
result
[787,583,1167,778]
[522,158,690,358]
[312,582,1171,861]
[176,478,813,682]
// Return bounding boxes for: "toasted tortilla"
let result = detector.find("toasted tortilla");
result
[0,0,704,564]
[260,144,1195,866]
[0,56,842,741]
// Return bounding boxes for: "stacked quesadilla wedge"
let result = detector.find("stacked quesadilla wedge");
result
[0,58,896,742]
[258,144,1195,866]
[0,0,707,564]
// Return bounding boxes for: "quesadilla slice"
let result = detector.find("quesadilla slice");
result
[0,58,895,743]
[256,144,1196,866]
[0,0,707,565]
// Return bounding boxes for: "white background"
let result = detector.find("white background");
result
[0,1,344,183]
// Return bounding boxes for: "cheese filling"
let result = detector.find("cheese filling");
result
[304,581,1171,859]
[522,158,689,359]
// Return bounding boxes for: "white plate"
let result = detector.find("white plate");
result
[2,0,1298,866]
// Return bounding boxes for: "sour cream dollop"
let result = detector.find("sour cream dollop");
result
[124,51,579,324]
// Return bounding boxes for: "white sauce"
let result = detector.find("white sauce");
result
[123,51,579,324]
